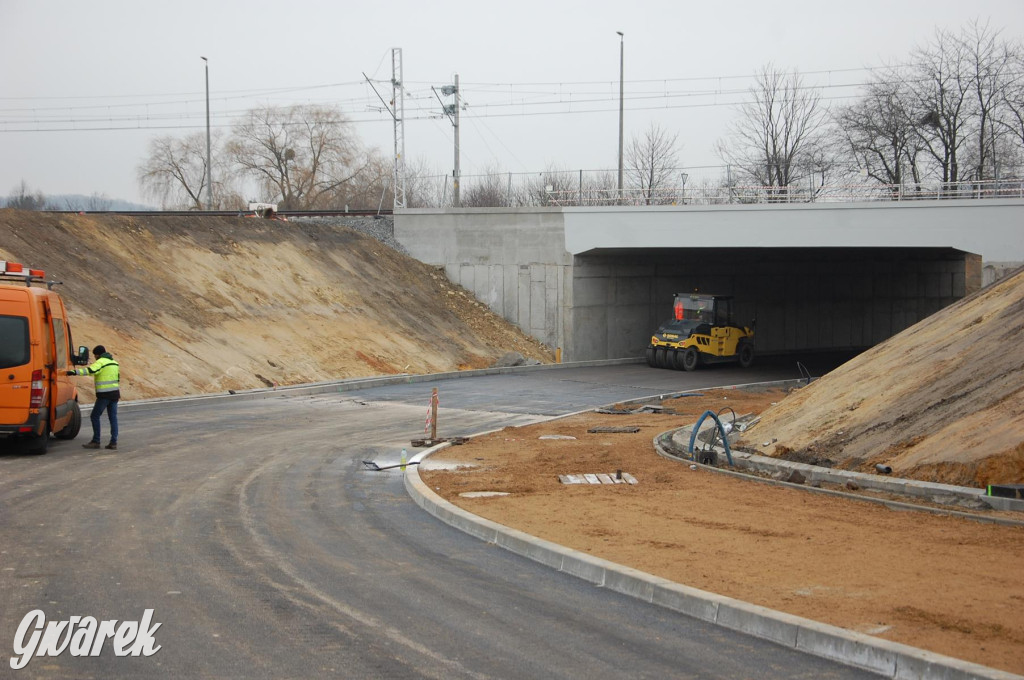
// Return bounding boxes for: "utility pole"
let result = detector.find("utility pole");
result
[201,56,212,210]
[451,74,461,208]
[617,32,624,203]
[391,48,406,209]
[363,48,407,210]
[435,75,461,207]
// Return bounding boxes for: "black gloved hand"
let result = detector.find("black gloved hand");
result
[66,370,76,376]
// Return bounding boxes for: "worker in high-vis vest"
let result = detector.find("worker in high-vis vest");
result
[68,345,120,450]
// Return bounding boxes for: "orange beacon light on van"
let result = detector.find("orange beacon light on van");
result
[1,261,46,283]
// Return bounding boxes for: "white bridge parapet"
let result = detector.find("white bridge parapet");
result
[562,199,1024,257]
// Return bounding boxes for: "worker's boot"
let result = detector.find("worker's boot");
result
[82,441,100,449]
[105,442,117,450]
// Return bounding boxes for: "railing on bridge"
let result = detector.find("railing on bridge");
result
[543,178,1024,207]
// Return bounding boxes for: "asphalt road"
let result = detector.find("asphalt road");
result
[0,358,878,679]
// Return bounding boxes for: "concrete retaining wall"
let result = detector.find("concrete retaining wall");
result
[395,208,570,350]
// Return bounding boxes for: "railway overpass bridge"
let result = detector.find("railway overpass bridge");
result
[394,199,1024,361]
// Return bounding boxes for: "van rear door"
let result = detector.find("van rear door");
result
[0,310,33,424]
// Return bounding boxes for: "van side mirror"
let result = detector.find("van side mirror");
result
[74,346,90,366]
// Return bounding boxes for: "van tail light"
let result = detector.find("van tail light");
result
[30,370,45,409]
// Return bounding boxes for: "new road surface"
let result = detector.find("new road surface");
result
[1,357,882,679]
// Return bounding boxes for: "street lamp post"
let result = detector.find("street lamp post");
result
[201,56,212,211]
[617,31,624,203]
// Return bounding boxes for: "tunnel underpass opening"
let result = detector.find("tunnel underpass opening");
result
[568,246,979,361]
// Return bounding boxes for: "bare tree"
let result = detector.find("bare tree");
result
[795,132,844,201]
[690,176,735,205]
[5,181,46,210]
[326,149,393,211]
[403,158,444,208]
[999,49,1024,147]
[226,104,364,210]
[1000,57,1024,139]
[716,65,828,200]
[137,132,224,209]
[589,170,619,205]
[625,123,680,205]
[461,167,510,207]
[82,194,112,211]
[831,23,1023,195]
[997,54,1024,182]
[524,166,586,206]
[961,21,1019,181]
[835,72,923,196]
[905,27,976,188]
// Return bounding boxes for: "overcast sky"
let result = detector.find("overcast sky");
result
[2,0,1022,207]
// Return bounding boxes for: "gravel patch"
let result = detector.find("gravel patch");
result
[291,215,406,254]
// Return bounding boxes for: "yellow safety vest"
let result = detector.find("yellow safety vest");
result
[76,356,120,393]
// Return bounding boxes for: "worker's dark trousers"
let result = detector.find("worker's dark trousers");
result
[91,395,119,445]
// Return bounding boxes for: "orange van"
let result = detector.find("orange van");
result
[0,261,88,454]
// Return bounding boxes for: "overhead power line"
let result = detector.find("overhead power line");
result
[0,92,873,133]
[2,62,1022,134]
[0,61,922,113]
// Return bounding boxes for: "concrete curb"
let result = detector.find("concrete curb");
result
[406,441,1022,680]
[661,427,1024,515]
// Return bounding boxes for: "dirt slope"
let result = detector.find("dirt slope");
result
[742,269,1024,487]
[0,210,552,400]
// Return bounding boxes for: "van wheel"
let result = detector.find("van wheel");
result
[27,426,49,455]
[56,402,82,440]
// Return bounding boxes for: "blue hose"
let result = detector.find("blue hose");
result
[687,410,734,466]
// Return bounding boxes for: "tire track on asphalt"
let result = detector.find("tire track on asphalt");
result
[227,405,496,680]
